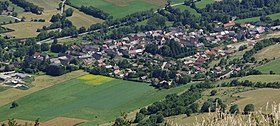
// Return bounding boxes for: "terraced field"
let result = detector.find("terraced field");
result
[0,73,190,125]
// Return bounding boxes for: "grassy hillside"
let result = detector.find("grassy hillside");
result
[254,44,280,61]
[0,74,190,125]
[239,75,280,83]
[256,59,280,74]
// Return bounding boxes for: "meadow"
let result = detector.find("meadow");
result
[0,74,190,125]
[256,59,280,74]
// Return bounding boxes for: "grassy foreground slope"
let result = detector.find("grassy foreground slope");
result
[0,74,190,125]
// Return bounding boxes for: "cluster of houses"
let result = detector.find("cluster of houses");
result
[0,71,31,89]
[22,21,280,86]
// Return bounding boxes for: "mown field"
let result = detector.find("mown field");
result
[0,74,190,126]
[256,59,280,74]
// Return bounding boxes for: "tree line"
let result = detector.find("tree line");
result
[10,0,44,14]
[80,6,109,20]
[221,79,280,89]
[199,0,280,23]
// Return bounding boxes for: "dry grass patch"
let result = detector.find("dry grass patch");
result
[254,44,280,60]
[1,22,51,38]
[239,75,280,83]
[233,88,280,110]
[0,70,87,107]
[42,117,88,126]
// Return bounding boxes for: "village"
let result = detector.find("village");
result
[21,20,280,88]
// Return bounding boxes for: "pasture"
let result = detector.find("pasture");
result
[0,74,190,125]
[254,44,280,60]
[256,59,280,74]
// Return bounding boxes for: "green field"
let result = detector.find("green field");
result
[0,74,190,125]
[236,12,280,24]
[256,59,280,74]
[69,0,162,18]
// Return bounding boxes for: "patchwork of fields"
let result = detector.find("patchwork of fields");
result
[0,74,190,125]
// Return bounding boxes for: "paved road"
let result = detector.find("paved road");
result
[36,2,185,44]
